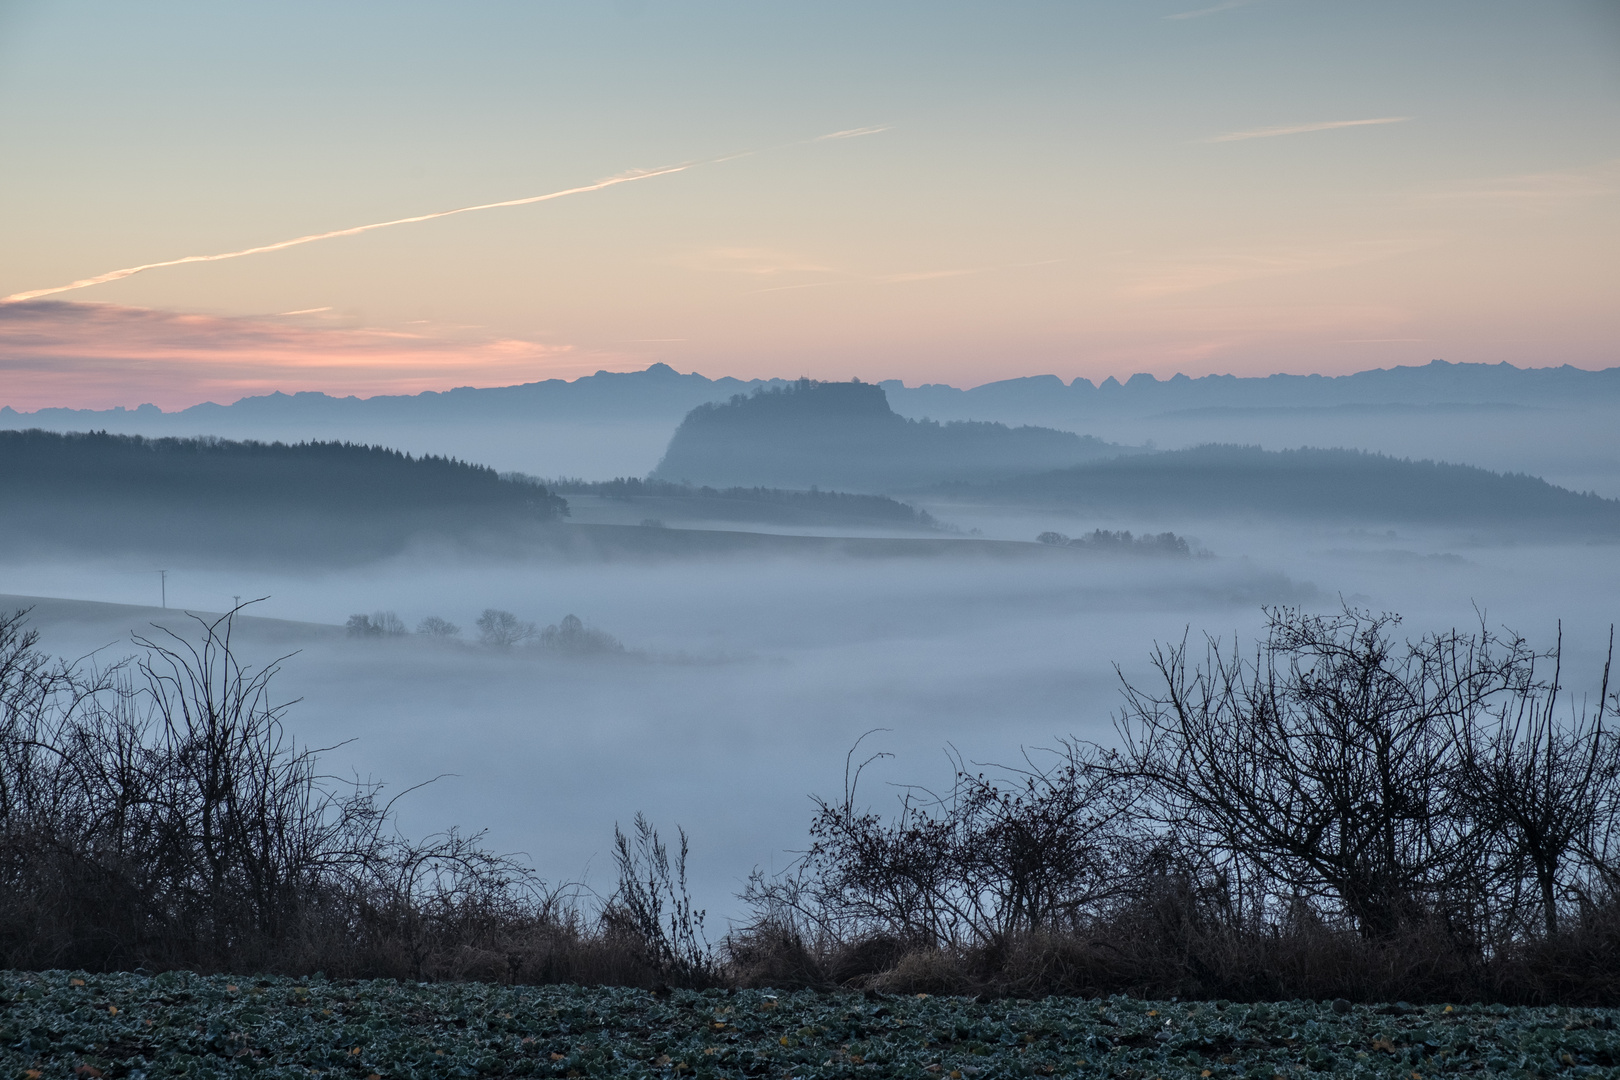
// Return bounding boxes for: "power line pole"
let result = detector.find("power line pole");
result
[159,570,168,609]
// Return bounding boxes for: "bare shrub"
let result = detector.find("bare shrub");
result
[745,737,1143,956]
[606,813,714,986]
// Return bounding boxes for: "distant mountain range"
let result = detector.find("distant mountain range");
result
[883,360,1620,427]
[3,359,1618,491]
[651,379,1125,490]
[7,360,1617,434]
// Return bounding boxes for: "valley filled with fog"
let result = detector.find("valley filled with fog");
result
[5,505,1617,926]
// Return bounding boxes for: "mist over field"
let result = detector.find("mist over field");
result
[5,376,1618,925]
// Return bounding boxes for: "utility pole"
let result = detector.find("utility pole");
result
[159,570,168,609]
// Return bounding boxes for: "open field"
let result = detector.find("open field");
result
[5,972,1619,1080]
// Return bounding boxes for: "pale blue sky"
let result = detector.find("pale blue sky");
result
[1,1,1616,405]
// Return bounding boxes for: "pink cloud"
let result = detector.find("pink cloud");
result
[0,301,626,411]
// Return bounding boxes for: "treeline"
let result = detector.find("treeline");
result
[346,608,625,655]
[541,475,941,530]
[0,429,567,561]
[1036,529,1193,555]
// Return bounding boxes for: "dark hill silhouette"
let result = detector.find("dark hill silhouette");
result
[0,429,566,562]
[651,379,1125,491]
[967,444,1620,530]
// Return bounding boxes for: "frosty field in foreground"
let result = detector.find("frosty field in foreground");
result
[5,972,1618,1080]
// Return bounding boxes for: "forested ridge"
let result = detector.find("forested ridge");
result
[0,429,566,515]
[971,444,1620,527]
[0,429,566,561]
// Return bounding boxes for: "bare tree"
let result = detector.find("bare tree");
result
[477,609,537,650]
[1115,606,1537,938]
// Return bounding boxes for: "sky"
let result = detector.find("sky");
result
[1,0,1617,409]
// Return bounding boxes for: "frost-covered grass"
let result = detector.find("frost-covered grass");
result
[4,972,1619,1079]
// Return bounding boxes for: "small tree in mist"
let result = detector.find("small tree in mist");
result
[477,609,537,650]
[416,615,461,638]
[539,614,624,655]
[346,612,406,638]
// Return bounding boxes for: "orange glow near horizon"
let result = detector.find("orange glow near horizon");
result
[1,6,1615,409]
[0,298,1614,414]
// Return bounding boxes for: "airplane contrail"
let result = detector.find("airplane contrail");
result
[1,162,698,304]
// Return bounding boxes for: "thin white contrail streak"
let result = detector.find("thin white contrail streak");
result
[1206,117,1410,143]
[1,162,699,304]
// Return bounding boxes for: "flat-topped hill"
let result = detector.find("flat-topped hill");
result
[652,379,1124,491]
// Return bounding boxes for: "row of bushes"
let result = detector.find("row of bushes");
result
[1035,529,1194,555]
[345,608,624,654]
[3,605,1617,1003]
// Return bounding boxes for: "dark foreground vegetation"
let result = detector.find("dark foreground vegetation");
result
[0,429,567,561]
[3,605,1619,1008]
[5,974,1618,1080]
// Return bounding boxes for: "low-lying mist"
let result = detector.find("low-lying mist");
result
[3,513,1616,926]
